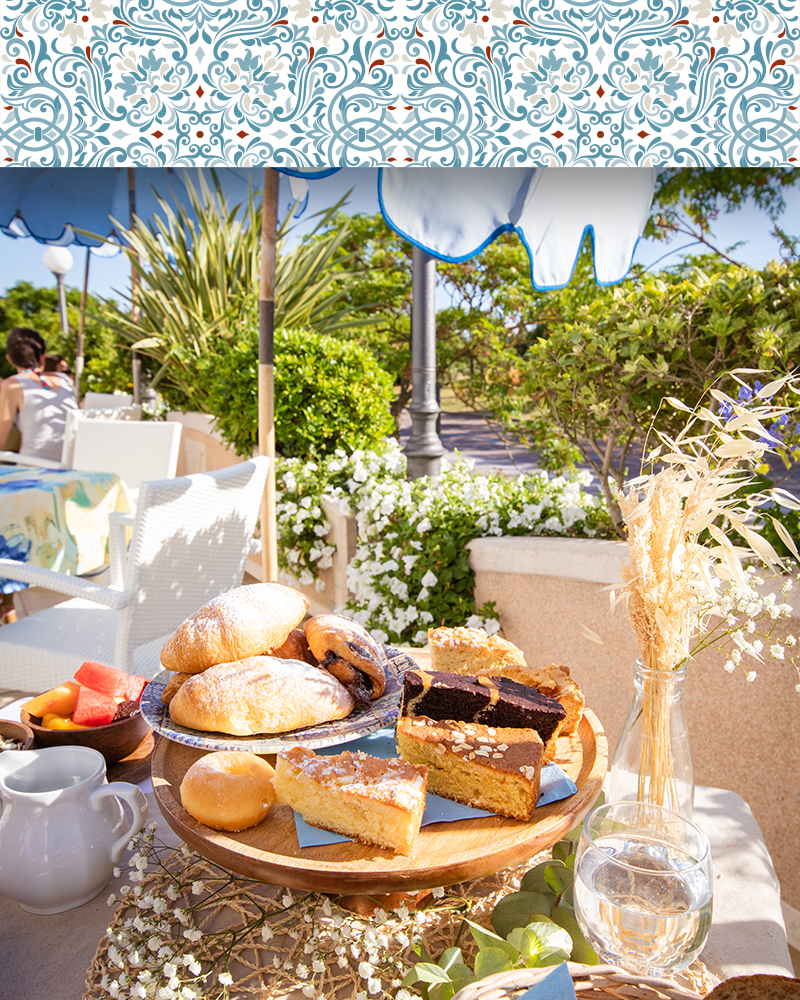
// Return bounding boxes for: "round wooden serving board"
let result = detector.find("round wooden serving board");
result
[151,709,607,895]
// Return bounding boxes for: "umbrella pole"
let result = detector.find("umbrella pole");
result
[74,247,90,401]
[259,168,280,584]
[128,167,142,405]
[404,246,445,479]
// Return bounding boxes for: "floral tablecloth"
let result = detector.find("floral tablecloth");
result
[0,466,132,594]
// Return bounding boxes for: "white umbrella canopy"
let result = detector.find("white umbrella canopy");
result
[377,167,657,288]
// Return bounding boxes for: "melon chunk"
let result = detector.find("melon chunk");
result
[44,715,91,731]
[23,681,80,719]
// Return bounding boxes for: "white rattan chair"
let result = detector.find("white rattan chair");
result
[68,419,182,504]
[61,405,142,467]
[0,457,269,691]
[82,392,135,410]
[0,405,143,471]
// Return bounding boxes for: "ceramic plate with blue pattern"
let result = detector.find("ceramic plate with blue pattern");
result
[140,646,413,754]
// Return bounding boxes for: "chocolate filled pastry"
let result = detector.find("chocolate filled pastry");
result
[304,614,385,705]
[270,628,317,665]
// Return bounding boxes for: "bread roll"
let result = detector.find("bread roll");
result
[161,672,191,706]
[270,628,316,665]
[304,614,385,704]
[705,976,800,1000]
[180,751,276,831]
[161,583,309,674]
[168,656,355,736]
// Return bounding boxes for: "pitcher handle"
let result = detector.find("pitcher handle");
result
[90,781,149,864]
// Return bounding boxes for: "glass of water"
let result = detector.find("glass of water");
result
[574,801,713,977]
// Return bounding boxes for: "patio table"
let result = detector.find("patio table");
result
[0,693,794,999]
[0,465,131,594]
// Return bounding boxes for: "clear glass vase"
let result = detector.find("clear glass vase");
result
[607,659,694,818]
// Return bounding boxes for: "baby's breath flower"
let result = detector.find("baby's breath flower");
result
[745,671,758,682]
[431,886,445,898]
[218,972,233,986]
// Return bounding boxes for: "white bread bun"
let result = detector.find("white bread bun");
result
[161,583,310,674]
[180,751,276,832]
[168,656,355,736]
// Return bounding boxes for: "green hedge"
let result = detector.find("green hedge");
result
[202,327,395,459]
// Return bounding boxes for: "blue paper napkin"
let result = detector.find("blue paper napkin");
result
[293,728,577,848]
[517,963,577,1000]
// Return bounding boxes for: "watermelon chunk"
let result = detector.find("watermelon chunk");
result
[121,674,147,702]
[74,660,136,698]
[72,686,118,727]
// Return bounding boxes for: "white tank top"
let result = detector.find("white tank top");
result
[14,370,79,463]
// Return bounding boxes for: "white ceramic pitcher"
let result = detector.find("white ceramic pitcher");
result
[0,745,147,913]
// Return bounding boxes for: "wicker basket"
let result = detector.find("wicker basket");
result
[451,962,707,1000]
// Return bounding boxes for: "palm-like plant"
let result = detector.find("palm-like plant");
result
[96,171,368,409]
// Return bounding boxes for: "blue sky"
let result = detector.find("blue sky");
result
[1,168,798,305]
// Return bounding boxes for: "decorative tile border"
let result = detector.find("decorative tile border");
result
[1,0,798,166]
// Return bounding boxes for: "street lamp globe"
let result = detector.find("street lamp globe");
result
[42,246,74,278]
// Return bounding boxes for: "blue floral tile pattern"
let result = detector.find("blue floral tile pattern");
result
[1,0,798,165]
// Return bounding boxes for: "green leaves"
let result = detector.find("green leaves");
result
[491,892,551,937]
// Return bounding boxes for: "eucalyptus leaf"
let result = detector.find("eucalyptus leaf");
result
[544,865,574,895]
[520,862,562,895]
[552,840,576,864]
[409,962,454,985]
[549,906,599,964]
[465,919,519,960]
[474,947,515,979]
[518,920,572,967]
[492,892,553,937]
[438,948,464,972]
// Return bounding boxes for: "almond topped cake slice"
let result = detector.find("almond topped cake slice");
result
[396,717,545,821]
[273,747,428,856]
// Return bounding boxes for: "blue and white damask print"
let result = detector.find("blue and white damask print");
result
[1,0,798,166]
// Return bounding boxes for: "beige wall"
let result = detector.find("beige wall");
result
[166,411,243,476]
[468,536,800,921]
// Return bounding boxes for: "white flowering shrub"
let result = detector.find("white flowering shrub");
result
[276,441,614,645]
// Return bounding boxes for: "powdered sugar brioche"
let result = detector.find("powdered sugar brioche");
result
[274,747,427,855]
[168,656,354,736]
[161,583,309,674]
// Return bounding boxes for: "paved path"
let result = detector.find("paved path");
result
[399,408,800,500]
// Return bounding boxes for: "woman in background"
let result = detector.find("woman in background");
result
[0,327,78,464]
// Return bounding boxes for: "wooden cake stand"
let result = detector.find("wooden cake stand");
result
[151,709,607,895]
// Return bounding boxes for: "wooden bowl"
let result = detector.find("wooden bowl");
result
[20,708,151,764]
[0,719,35,752]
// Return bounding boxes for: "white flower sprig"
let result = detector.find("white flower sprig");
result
[90,826,480,1000]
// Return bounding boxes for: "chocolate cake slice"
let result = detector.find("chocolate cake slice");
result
[400,669,566,760]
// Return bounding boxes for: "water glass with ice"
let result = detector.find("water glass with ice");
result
[574,801,712,977]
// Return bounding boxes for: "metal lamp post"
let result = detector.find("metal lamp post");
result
[42,245,74,340]
[403,246,445,480]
